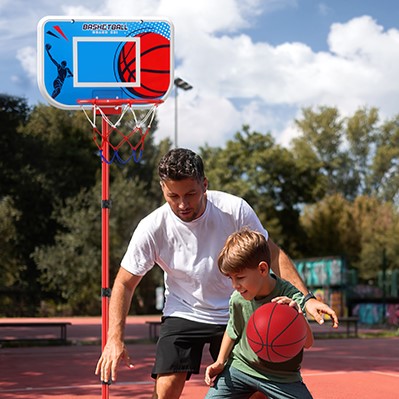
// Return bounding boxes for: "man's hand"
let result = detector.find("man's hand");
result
[95,339,134,384]
[305,298,339,328]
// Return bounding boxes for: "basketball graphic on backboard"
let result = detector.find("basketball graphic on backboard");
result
[37,17,174,109]
[117,32,171,98]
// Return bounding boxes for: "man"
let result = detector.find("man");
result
[95,148,338,399]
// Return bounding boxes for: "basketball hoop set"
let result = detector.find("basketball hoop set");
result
[37,16,174,398]
[37,16,174,163]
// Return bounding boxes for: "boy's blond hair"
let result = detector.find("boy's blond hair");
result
[217,228,271,275]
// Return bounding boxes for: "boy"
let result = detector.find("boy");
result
[204,228,314,399]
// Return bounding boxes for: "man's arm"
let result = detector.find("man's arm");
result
[95,267,143,383]
[268,237,339,328]
[268,238,308,292]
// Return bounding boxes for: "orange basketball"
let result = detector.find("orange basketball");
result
[246,302,307,363]
[118,32,171,99]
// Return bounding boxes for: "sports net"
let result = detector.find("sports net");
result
[79,99,162,164]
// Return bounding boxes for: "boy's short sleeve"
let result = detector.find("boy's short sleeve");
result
[226,293,246,341]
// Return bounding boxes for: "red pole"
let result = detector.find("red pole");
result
[101,117,110,399]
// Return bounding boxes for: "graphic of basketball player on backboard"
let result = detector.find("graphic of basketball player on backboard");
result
[45,44,73,99]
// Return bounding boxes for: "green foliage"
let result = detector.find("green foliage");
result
[29,111,169,315]
[293,106,358,198]
[0,196,26,314]
[201,125,319,256]
[294,106,399,280]
[33,169,163,315]
[301,194,399,280]
[1,93,399,314]
[0,99,101,314]
[292,106,399,203]
[0,94,169,315]
[372,115,399,202]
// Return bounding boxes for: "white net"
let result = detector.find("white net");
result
[80,100,161,164]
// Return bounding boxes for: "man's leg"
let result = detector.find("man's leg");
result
[152,372,188,399]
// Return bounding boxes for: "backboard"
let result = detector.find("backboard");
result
[37,16,174,109]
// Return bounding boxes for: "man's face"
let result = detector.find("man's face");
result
[160,177,208,222]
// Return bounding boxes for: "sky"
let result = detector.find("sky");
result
[1,0,399,151]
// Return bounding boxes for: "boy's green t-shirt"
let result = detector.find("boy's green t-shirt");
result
[226,275,306,383]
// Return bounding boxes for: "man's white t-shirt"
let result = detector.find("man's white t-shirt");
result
[121,190,268,325]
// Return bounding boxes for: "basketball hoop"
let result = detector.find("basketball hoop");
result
[38,17,174,399]
[78,99,163,164]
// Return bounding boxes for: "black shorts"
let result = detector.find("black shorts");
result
[151,316,226,380]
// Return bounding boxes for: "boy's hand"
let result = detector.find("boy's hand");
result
[204,361,225,386]
[271,296,302,313]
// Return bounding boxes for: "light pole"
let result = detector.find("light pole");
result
[174,77,193,148]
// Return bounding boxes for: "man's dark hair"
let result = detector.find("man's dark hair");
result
[158,148,205,182]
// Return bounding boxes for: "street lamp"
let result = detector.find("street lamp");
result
[174,77,193,148]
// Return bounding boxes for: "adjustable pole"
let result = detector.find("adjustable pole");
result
[101,117,110,399]
[75,99,163,399]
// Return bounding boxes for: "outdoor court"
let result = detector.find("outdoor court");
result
[1,316,398,399]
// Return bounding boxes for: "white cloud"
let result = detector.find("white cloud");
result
[279,122,302,148]
[14,46,36,88]
[4,2,399,151]
[16,47,36,80]
[170,13,399,147]
[157,92,240,149]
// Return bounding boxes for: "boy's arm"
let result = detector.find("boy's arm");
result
[215,331,235,364]
[204,331,235,386]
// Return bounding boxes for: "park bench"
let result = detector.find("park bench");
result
[145,320,162,341]
[309,316,359,338]
[0,321,72,344]
[146,317,359,341]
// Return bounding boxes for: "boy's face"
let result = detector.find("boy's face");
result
[228,262,270,300]
[160,177,208,222]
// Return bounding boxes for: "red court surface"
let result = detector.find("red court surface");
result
[1,316,398,399]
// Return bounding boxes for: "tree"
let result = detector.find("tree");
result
[350,196,399,280]
[372,115,399,203]
[2,104,101,313]
[345,107,379,196]
[300,194,399,281]
[0,197,25,315]
[0,95,41,314]
[293,106,399,204]
[33,157,166,314]
[200,126,320,256]
[0,94,31,190]
[0,97,169,315]
[292,106,359,199]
